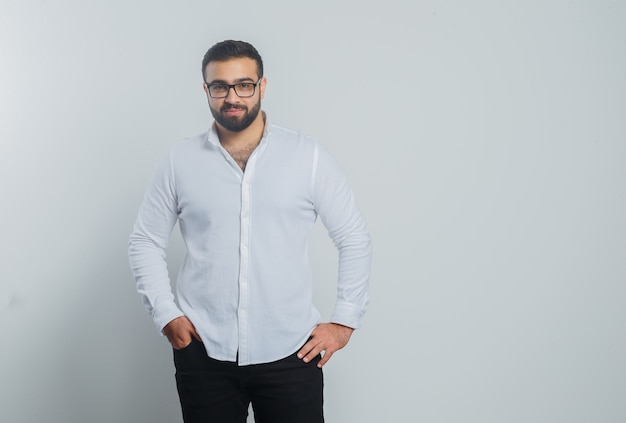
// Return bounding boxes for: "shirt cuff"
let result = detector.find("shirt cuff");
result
[152,303,185,335]
[330,301,367,330]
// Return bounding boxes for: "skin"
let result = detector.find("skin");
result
[163,57,354,367]
[297,323,354,368]
[204,57,266,170]
[163,315,201,349]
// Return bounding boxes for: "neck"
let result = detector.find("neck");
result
[216,111,265,149]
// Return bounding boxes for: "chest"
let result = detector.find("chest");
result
[223,144,257,171]
[174,149,315,225]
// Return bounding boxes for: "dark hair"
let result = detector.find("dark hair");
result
[201,40,264,81]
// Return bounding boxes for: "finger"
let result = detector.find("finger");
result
[173,334,192,349]
[178,317,200,340]
[297,344,312,360]
[317,350,334,368]
[297,338,318,360]
[303,343,326,363]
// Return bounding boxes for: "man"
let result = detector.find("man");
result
[128,40,371,423]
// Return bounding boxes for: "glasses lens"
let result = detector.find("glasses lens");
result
[209,84,228,98]
[234,82,255,97]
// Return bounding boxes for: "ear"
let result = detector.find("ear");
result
[259,77,267,100]
[202,82,209,95]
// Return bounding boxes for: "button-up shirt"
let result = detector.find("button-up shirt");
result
[128,117,371,365]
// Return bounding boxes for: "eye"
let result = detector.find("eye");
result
[211,84,227,92]
[237,83,252,89]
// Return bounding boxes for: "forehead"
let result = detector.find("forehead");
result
[204,57,258,82]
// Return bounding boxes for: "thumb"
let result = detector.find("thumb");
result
[192,327,201,341]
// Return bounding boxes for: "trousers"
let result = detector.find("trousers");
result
[173,338,324,423]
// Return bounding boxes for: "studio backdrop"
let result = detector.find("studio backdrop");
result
[1,1,624,422]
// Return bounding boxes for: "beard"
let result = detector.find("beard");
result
[209,98,262,132]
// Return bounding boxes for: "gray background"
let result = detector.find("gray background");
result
[1,1,625,422]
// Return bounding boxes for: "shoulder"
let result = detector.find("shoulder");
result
[170,130,210,156]
[159,130,213,170]
[266,122,319,151]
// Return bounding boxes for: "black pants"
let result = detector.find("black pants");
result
[174,338,324,423]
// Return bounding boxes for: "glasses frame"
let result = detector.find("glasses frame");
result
[204,79,262,98]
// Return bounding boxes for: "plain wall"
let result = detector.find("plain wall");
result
[1,1,625,422]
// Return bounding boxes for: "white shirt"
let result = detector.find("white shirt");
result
[128,117,371,365]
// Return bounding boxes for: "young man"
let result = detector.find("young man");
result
[128,40,371,423]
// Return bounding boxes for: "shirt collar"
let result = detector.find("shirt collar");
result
[206,112,271,147]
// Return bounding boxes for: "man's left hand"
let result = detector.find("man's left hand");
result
[297,323,354,368]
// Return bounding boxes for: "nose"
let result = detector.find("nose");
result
[224,86,240,103]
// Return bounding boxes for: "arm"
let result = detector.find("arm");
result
[128,154,186,336]
[298,141,372,367]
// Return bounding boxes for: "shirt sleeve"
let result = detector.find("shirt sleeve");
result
[311,141,372,329]
[128,152,185,333]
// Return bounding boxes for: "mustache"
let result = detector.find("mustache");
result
[221,104,246,112]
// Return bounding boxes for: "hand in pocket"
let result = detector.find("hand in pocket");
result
[163,316,201,350]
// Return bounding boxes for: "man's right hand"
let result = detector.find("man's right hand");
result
[163,316,201,349]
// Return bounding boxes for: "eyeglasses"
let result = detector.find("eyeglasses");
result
[205,79,262,98]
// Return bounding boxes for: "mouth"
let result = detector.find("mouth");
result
[223,106,245,116]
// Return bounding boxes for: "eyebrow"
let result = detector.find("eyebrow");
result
[206,77,257,84]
